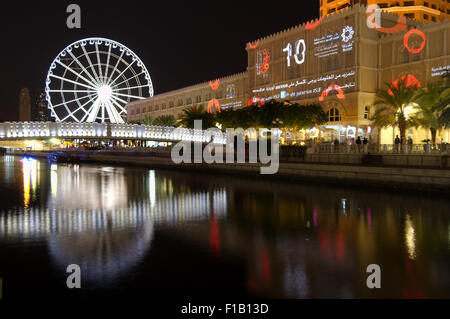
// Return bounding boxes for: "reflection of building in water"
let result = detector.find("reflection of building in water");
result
[0,190,227,284]
[0,188,227,284]
[0,192,227,239]
[3,155,16,185]
[49,165,129,212]
[22,157,39,208]
[1,159,228,284]
[405,214,417,260]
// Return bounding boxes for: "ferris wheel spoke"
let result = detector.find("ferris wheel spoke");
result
[111,91,147,100]
[49,74,96,90]
[109,59,137,87]
[104,44,112,81]
[109,94,129,106]
[50,95,93,108]
[103,101,115,123]
[67,50,99,86]
[61,94,98,122]
[81,45,100,82]
[112,84,151,92]
[80,100,98,123]
[55,60,98,88]
[48,89,96,93]
[107,49,125,84]
[86,97,103,123]
[111,71,146,89]
[105,99,124,124]
[95,43,103,81]
[109,95,127,114]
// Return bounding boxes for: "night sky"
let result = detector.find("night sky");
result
[0,1,318,121]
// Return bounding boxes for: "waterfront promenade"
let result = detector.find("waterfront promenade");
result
[8,148,450,194]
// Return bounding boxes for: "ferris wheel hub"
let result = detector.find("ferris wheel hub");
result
[98,85,112,101]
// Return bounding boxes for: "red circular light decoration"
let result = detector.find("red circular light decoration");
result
[261,63,269,74]
[319,83,345,102]
[404,29,426,54]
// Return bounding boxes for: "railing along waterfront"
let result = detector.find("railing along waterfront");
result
[0,121,227,144]
[312,143,450,154]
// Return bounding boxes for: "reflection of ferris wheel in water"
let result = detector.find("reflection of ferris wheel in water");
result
[45,37,153,123]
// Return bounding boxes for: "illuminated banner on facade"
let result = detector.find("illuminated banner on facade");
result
[256,49,271,75]
[226,84,236,99]
[221,101,243,110]
[252,69,356,102]
[313,25,355,59]
[431,65,450,77]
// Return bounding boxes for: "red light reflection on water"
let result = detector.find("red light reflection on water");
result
[209,215,221,256]
[403,256,425,299]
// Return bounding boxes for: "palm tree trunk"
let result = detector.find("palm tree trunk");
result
[282,128,287,145]
[430,127,437,146]
[398,114,406,144]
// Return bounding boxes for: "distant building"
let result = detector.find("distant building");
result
[319,0,450,22]
[34,92,50,122]
[18,88,31,122]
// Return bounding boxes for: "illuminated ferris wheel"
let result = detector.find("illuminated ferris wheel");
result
[45,37,153,123]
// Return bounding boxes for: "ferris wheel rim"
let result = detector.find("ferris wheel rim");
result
[48,37,153,94]
[45,37,154,123]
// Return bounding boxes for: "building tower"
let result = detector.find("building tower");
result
[319,0,450,22]
[18,87,32,122]
[34,92,50,122]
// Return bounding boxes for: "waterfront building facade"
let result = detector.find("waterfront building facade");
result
[127,4,450,144]
[127,72,248,122]
[320,0,450,22]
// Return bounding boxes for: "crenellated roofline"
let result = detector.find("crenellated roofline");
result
[127,72,248,105]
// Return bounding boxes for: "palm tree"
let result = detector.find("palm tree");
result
[153,115,177,127]
[179,104,215,129]
[371,77,419,143]
[140,115,154,125]
[409,81,450,145]
[441,105,450,129]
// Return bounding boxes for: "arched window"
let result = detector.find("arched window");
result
[327,107,341,122]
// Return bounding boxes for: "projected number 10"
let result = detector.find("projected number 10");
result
[283,39,306,67]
